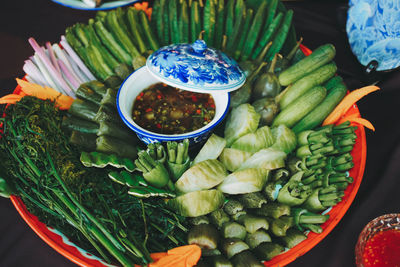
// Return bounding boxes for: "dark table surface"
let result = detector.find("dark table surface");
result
[1,0,400,266]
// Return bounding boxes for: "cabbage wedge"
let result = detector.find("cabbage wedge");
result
[175,159,228,193]
[218,168,269,195]
[193,134,226,165]
[224,104,260,146]
[238,148,287,171]
[271,125,297,154]
[231,126,275,153]
[167,189,225,217]
[219,148,252,172]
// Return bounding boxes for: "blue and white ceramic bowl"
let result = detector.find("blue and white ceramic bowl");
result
[117,67,230,145]
[51,0,138,10]
[117,40,245,146]
[346,0,400,71]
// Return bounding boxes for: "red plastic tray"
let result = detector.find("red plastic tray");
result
[9,45,367,266]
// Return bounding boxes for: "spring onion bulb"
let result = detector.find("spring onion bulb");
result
[58,59,80,89]
[28,38,75,97]
[52,43,85,84]
[23,60,47,86]
[60,35,96,80]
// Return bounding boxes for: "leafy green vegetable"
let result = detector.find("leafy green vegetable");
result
[224,103,260,146]
[168,189,225,217]
[238,148,287,171]
[218,168,269,194]
[231,126,275,153]
[193,134,226,165]
[218,148,252,172]
[175,159,227,193]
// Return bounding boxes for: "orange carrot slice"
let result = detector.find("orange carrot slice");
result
[149,245,201,267]
[322,85,380,125]
[348,117,375,131]
[0,94,23,104]
[16,78,74,110]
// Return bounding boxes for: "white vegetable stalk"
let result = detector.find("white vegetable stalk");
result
[52,43,84,85]
[60,35,96,80]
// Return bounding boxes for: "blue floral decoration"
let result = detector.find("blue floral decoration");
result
[146,40,246,92]
[346,0,400,71]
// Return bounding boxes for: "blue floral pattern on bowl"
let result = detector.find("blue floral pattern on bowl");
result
[146,40,246,93]
[346,0,400,71]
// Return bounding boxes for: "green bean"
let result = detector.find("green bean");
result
[233,8,253,59]
[139,10,160,50]
[126,8,148,53]
[203,0,216,46]
[162,0,170,45]
[191,0,202,42]
[265,9,294,61]
[214,0,225,49]
[179,0,190,43]
[226,0,245,52]
[240,1,267,61]
[94,20,132,66]
[169,0,180,43]
[224,0,235,46]
[105,10,140,58]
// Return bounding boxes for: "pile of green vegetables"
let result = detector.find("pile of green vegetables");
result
[0,97,188,266]
[0,0,361,266]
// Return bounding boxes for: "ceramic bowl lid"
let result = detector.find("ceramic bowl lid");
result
[146,40,246,93]
[346,0,400,71]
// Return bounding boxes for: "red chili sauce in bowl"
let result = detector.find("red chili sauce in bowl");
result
[362,229,400,267]
[132,83,216,135]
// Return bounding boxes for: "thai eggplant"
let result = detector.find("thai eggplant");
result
[175,159,227,193]
[229,62,267,109]
[252,54,281,101]
[166,139,191,181]
[135,150,173,190]
[251,97,279,126]
[188,224,220,249]
[274,37,303,75]
[80,151,136,171]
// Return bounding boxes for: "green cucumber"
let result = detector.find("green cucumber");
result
[279,62,337,109]
[214,0,225,49]
[265,9,294,61]
[272,85,327,128]
[324,75,344,91]
[240,1,267,61]
[279,43,336,86]
[292,79,347,133]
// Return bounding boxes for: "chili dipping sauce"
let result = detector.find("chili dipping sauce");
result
[132,83,216,134]
[362,229,400,267]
